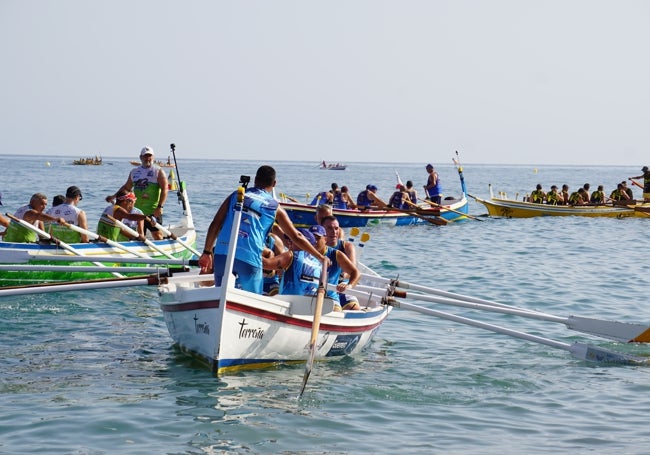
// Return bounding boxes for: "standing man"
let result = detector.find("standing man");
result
[629,166,650,202]
[198,165,326,294]
[424,164,442,204]
[107,146,167,239]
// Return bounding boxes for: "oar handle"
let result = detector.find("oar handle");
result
[7,213,123,276]
[107,215,175,259]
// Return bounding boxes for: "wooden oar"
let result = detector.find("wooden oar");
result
[299,259,328,398]
[385,202,447,226]
[148,219,200,257]
[420,198,483,221]
[630,178,644,190]
[368,191,446,226]
[61,221,152,259]
[0,271,207,297]
[386,298,647,365]
[359,274,650,343]
[107,215,175,259]
[280,192,300,203]
[6,214,123,277]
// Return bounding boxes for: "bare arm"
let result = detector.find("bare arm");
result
[262,250,293,271]
[155,168,168,211]
[107,174,134,202]
[335,250,360,292]
[77,210,89,242]
[275,207,326,262]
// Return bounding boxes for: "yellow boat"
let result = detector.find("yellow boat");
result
[470,185,641,218]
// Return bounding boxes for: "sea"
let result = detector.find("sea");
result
[2,154,650,454]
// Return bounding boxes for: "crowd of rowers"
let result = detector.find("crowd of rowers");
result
[528,181,634,205]
[307,164,444,211]
[0,146,170,243]
[0,187,158,243]
[526,166,650,206]
[259,205,362,311]
[197,165,378,312]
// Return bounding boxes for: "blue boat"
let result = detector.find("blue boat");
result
[281,168,470,228]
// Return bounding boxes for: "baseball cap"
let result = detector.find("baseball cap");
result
[426,163,434,169]
[297,228,316,246]
[309,225,326,237]
[140,146,154,157]
[368,185,378,192]
[66,186,82,199]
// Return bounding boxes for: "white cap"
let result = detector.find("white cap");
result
[140,146,154,157]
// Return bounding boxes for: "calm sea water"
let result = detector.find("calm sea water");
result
[2,154,650,454]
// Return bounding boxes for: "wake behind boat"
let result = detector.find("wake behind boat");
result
[471,185,641,218]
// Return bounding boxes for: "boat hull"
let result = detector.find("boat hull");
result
[473,195,638,218]
[0,228,197,286]
[280,196,468,228]
[159,281,391,375]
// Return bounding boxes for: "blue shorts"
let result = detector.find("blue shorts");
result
[213,254,263,294]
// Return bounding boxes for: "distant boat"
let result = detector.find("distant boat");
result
[72,156,102,165]
[130,159,175,168]
[470,185,640,218]
[320,160,346,170]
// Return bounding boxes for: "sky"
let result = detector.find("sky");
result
[1,1,649,166]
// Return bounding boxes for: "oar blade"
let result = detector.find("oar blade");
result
[569,343,648,365]
[567,316,650,343]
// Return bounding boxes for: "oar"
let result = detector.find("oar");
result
[359,274,650,343]
[280,192,300,203]
[6,214,123,277]
[385,203,447,226]
[630,178,644,190]
[60,221,152,259]
[107,215,175,259]
[386,298,647,365]
[420,198,483,221]
[0,250,199,266]
[148,218,200,257]
[0,271,207,297]
[0,264,185,274]
[299,259,328,398]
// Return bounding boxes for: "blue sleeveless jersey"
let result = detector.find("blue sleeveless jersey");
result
[356,191,373,207]
[282,251,321,296]
[214,187,278,269]
[332,192,347,209]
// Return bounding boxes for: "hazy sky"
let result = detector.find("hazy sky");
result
[2,1,649,165]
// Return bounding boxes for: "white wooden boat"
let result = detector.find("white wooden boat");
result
[158,275,391,375]
[154,177,391,374]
